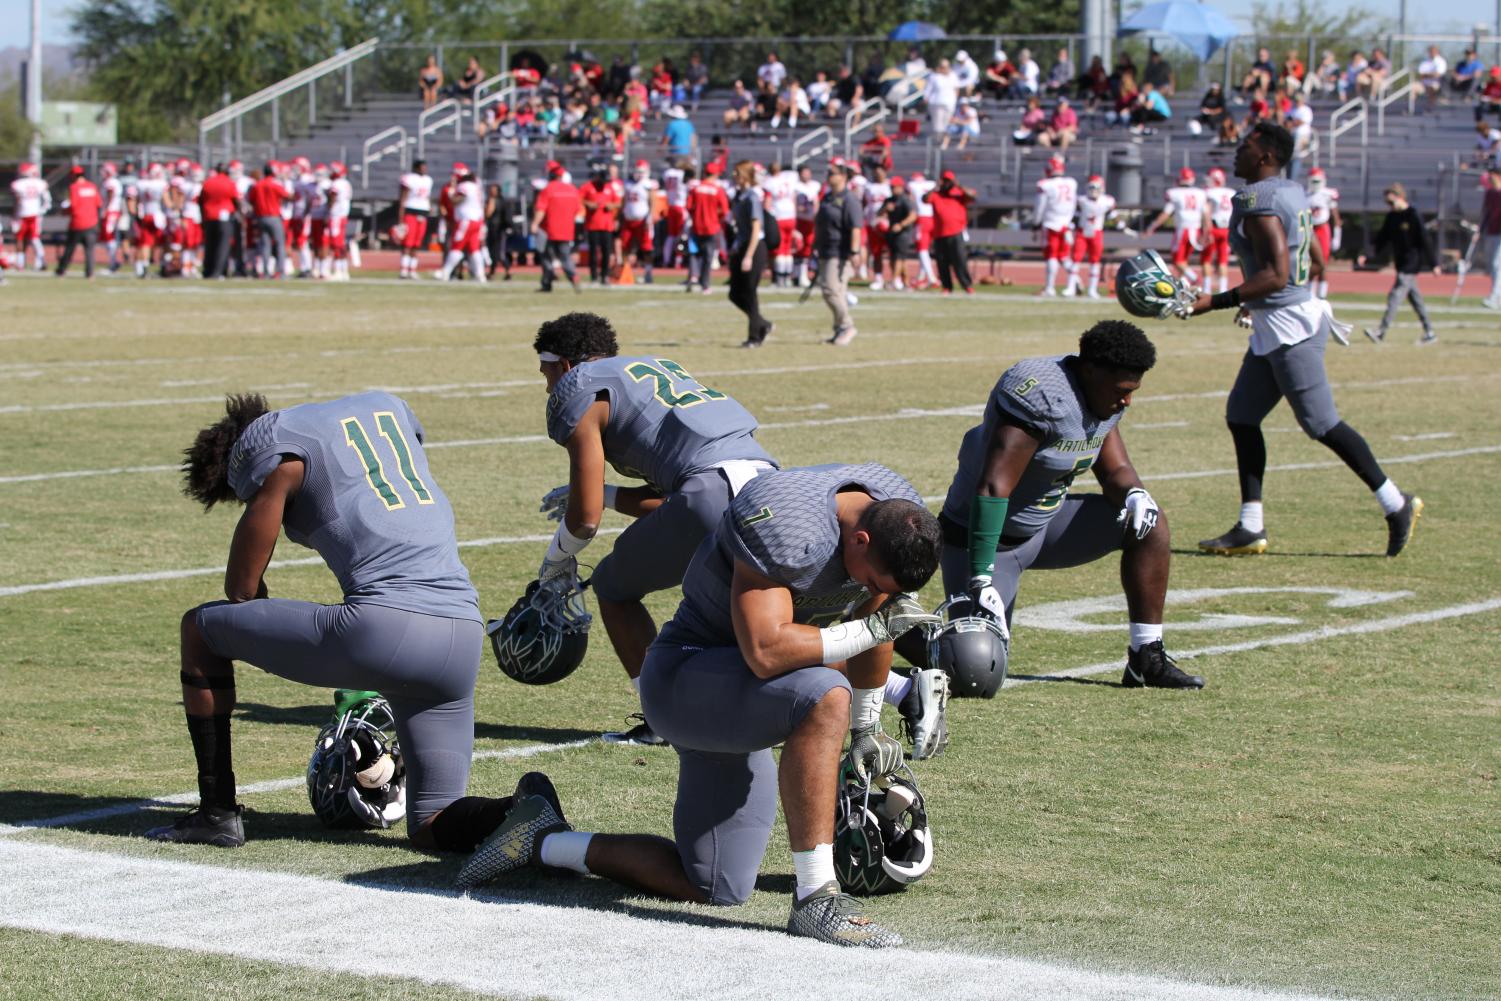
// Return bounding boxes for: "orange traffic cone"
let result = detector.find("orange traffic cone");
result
[614,260,634,286]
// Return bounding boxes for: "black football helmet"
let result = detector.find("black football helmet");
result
[834,759,933,896]
[306,694,406,829]
[488,577,592,685]
[926,594,1009,698]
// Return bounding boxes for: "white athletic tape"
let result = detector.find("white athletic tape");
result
[0,838,1351,1001]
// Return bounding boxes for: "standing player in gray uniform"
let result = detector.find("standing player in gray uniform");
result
[458,464,942,948]
[914,321,1203,690]
[1181,122,1423,557]
[149,391,548,854]
[534,312,777,745]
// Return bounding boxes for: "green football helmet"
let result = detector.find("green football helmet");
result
[833,759,933,896]
[307,693,406,829]
[1116,249,1195,319]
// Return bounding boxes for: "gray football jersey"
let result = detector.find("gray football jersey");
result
[658,463,924,648]
[1229,177,1313,310]
[545,356,775,493]
[941,355,1125,540]
[227,391,480,621]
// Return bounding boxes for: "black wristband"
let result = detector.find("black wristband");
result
[1210,288,1241,311]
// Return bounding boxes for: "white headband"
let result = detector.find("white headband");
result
[537,351,563,363]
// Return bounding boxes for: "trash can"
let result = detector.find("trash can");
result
[1107,146,1143,209]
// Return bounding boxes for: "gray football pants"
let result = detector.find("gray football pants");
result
[940,494,1125,624]
[196,598,482,836]
[591,469,735,603]
[639,642,850,905]
[1225,327,1341,438]
[1378,272,1433,334]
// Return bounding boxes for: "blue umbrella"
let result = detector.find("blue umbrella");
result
[1118,1,1240,61]
[888,21,947,42]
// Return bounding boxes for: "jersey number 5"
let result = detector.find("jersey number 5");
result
[626,359,727,408]
[342,412,434,511]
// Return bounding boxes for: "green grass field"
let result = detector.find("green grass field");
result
[1,277,1498,1001]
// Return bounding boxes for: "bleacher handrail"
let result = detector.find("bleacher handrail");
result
[417,98,463,158]
[845,98,883,137]
[1327,97,1367,166]
[361,126,409,190]
[844,106,889,160]
[198,37,380,147]
[792,126,835,170]
[473,74,517,131]
[1374,68,1417,137]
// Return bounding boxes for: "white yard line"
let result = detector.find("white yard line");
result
[1147,444,1501,482]
[0,838,1350,1001]
[0,740,595,833]
[1004,597,1501,687]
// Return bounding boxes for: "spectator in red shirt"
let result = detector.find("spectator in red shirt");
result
[579,167,621,285]
[1477,67,1501,124]
[859,123,893,172]
[249,163,292,278]
[924,170,975,294]
[532,161,582,293]
[198,164,241,278]
[55,166,102,278]
[686,164,730,291]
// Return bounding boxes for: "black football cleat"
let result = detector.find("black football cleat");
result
[601,713,669,747]
[1198,522,1268,556]
[1385,494,1424,557]
[144,804,245,847]
[1123,642,1204,690]
[513,771,568,828]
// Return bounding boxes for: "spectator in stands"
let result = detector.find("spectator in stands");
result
[827,65,862,118]
[1143,50,1174,96]
[758,52,787,94]
[681,52,708,109]
[773,78,810,129]
[1311,50,1341,95]
[814,162,863,344]
[604,56,632,99]
[1358,48,1391,96]
[1045,48,1074,97]
[1013,95,1046,145]
[649,62,674,118]
[953,50,981,97]
[1244,86,1271,129]
[1216,114,1241,147]
[1289,113,1314,181]
[1107,69,1138,126]
[1474,120,1501,168]
[1281,50,1305,94]
[1109,53,1138,97]
[1340,51,1369,101]
[807,71,833,115]
[1129,81,1171,135]
[1241,47,1276,98]
[448,57,485,104]
[1079,55,1110,111]
[860,123,893,172]
[1015,48,1041,97]
[861,53,887,98]
[723,79,754,129]
[925,170,974,295]
[419,56,443,109]
[1041,96,1078,149]
[926,59,961,137]
[1452,49,1484,98]
[727,161,772,347]
[1480,166,1501,309]
[1479,66,1501,122]
[1194,81,1228,135]
[985,50,1018,99]
[1418,46,1448,109]
[1289,93,1314,129]
[944,100,981,151]
[904,48,928,80]
[662,105,696,157]
[1358,182,1439,344]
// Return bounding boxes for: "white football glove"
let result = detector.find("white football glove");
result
[1330,226,1342,254]
[1234,307,1253,329]
[346,778,405,829]
[539,485,569,522]
[538,554,577,583]
[967,576,1011,641]
[847,726,905,784]
[865,593,941,644]
[1117,487,1160,540]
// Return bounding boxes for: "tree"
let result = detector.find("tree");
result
[1249,0,1392,44]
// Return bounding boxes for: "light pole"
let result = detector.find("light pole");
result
[27,0,43,165]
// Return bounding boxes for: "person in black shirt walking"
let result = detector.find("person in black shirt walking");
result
[1359,183,1439,344]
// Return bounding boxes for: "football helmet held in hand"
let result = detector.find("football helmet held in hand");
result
[1116,249,1196,319]
[834,760,934,896]
[927,594,1009,698]
[306,695,406,829]
[488,577,592,685]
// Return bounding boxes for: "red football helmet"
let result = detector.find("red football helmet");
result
[293,156,312,173]
[1207,167,1226,186]
[329,161,346,178]
[1045,155,1066,177]
[102,161,118,178]
[19,161,38,178]
[1086,174,1104,195]
[1177,166,1196,185]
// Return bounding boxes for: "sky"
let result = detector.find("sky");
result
[0,0,1496,52]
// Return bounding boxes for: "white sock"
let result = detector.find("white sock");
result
[792,843,838,900]
[1374,479,1404,515]
[1044,258,1058,289]
[440,250,462,277]
[1240,501,1264,532]
[469,251,487,281]
[630,675,642,694]
[1089,264,1101,295]
[883,672,913,706]
[539,831,593,874]
[1218,274,1229,293]
[1128,622,1163,652]
[918,249,934,280]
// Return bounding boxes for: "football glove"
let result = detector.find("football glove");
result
[1234,308,1253,329]
[539,485,569,522]
[866,593,941,644]
[848,725,905,784]
[1117,487,1160,540]
[538,554,578,583]
[345,777,405,830]
[967,576,1011,640]
[1331,226,1342,254]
